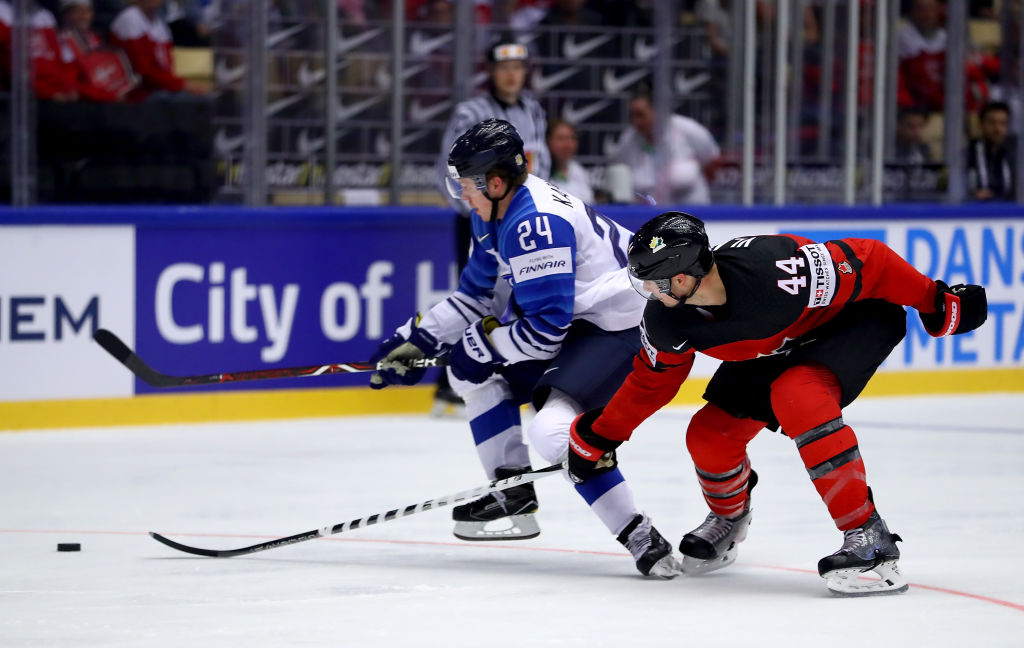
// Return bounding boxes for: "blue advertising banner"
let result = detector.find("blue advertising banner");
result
[134,220,457,393]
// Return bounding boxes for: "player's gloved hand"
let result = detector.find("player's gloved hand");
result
[369,317,444,389]
[566,408,623,484]
[449,316,506,384]
[919,280,988,337]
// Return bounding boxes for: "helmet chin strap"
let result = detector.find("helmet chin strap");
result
[487,181,515,220]
[669,275,703,302]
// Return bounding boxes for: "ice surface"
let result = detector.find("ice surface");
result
[2,394,1022,647]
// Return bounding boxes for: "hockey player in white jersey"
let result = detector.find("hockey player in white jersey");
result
[370,119,681,578]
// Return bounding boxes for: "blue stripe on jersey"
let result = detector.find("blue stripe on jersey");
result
[498,192,577,351]
[470,400,520,446]
[573,467,626,505]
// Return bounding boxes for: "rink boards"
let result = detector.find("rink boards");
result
[1,204,1022,430]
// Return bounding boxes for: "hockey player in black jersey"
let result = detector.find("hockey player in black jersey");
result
[565,211,988,596]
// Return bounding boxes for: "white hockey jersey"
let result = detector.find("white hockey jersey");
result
[419,174,645,364]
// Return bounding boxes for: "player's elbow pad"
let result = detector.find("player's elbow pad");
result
[919,281,988,337]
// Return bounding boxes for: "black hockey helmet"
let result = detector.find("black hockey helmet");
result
[627,211,714,299]
[486,40,529,64]
[445,118,528,199]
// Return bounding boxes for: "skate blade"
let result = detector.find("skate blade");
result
[681,546,738,576]
[822,560,909,597]
[453,514,540,541]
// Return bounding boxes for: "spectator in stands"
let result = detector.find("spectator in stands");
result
[60,0,139,102]
[893,107,933,164]
[0,2,80,100]
[967,101,1016,201]
[612,88,720,205]
[109,0,208,98]
[163,0,214,47]
[546,118,593,203]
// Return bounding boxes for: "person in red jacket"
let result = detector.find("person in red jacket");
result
[108,0,205,99]
[0,2,77,100]
[566,212,988,596]
[60,0,138,102]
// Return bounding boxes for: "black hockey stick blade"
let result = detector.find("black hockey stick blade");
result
[149,464,565,558]
[92,328,445,388]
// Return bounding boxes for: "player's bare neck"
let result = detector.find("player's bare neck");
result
[685,265,726,307]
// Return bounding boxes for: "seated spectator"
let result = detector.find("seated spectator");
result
[897,0,998,113]
[163,0,213,47]
[612,89,720,205]
[0,2,80,101]
[546,117,593,203]
[109,0,207,98]
[60,0,139,101]
[967,101,1016,201]
[894,107,933,164]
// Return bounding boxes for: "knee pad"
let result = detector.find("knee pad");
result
[528,388,582,463]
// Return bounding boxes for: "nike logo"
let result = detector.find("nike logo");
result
[214,129,245,155]
[672,341,688,350]
[409,30,453,57]
[675,71,710,95]
[563,33,614,60]
[408,98,452,123]
[334,95,383,122]
[267,24,305,48]
[266,92,307,116]
[542,366,558,375]
[374,63,429,89]
[633,37,658,61]
[531,66,581,92]
[561,99,613,124]
[603,67,650,94]
[337,28,382,55]
[476,233,490,243]
[297,61,325,89]
[296,129,325,156]
[215,59,245,85]
[373,130,430,156]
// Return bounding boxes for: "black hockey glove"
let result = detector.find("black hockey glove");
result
[566,408,622,484]
[919,281,988,337]
[369,316,445,389]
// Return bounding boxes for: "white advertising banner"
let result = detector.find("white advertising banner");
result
[0,226,134,401]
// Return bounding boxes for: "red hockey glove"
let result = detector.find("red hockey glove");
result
[567,408,622,484]
[919,281,988,337]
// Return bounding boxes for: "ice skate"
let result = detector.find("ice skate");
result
[679,469,756,575]
[678,508,752,575]
[617,513,683,579]
[452,467,540,541]
[817,511,908,597]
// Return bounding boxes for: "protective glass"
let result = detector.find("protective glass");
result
[628,272,667,301]
[444,167,486,200]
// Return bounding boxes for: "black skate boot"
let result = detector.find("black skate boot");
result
[817,511,908,596]
[452,466,540,541]
[617,513,683,579]
[679,470,757,575]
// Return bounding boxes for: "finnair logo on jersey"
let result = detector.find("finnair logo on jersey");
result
[509,247,572,282]
[800,243,837,308]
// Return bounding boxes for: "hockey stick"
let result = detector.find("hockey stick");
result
[92,328,446,388]
[150,464,564,557]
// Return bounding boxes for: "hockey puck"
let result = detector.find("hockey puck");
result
[57,543,81,552]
